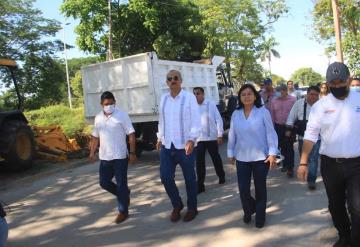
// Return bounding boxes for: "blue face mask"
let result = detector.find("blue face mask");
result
[350,86,360,92]
[274,91,281,97]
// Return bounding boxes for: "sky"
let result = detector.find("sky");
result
[34,0,334,79]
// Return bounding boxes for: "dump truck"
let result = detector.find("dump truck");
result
[81,52,235,157]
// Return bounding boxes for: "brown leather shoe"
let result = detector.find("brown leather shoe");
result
[183,209,198,222]
[115,212,128,224]
[170,205,184,222]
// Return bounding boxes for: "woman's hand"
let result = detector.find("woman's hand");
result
[265,155,276,169]
[228,157,235,165]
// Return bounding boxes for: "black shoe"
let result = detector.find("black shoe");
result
[243,214,251,223]
[255,221,265,228]
[198,186,205,194]
[333,236,350,247]
[219,177,225,184]
[308,182,316,190]
[243,208,255,224]
[280,167,287,172]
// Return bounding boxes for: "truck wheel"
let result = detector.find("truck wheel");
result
[2,121,35,171]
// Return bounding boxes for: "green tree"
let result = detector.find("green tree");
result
[312,0,359,75]
[271,73,285,85]
[61,0,206,61]
[67,56,101,78]
[195,0,287,87]
[0,0,67,110]
[260,36,280,76]
[290,67,324,86]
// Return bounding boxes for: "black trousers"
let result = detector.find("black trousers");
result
[196,140,225,188]
[274,124,295,171]
[321,155,360,246]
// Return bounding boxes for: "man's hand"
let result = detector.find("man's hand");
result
[264,155,277,169]
[297,165,308,182]
[228,157,235,165]
[129,153,136,164]
[185,140,194,155]
[89,153,97,163]
[156,141,162,151]
[217,137,223,145]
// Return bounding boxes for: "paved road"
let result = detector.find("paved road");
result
[0,142,337,247]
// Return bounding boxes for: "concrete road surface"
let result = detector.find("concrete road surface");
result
[0,142,338,247]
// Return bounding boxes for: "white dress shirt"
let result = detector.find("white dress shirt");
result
[197,99,224,142]
[227,106,278,162]
[286,98,313,140]
[157,89,201,149]
[92,108,135,161]
[304,90,360,158]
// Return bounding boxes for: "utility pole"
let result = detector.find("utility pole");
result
[62,21,73,109]
[107,0,113,61]
[331,0,344,63]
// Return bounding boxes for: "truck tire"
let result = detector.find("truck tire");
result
[1,120,35,171]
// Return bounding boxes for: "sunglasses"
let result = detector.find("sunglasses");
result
[193,92,202,95]
[167,76,179,81]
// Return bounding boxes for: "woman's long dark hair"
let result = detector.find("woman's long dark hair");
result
[237,84,263,109]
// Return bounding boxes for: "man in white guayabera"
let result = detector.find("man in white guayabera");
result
[156,70,201,223]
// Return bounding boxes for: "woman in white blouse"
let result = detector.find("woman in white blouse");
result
[227,84,278,228]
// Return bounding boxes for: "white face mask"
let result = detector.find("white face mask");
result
[350,86,360,92]
[103,104,115,114]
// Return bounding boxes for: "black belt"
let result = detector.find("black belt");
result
[324,155,360,164]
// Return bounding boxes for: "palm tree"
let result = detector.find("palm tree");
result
[260,37,280,76]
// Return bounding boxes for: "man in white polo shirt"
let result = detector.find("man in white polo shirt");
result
[156,70,201,223]
[193,87,225,194]
[298,62,360,247]
[89,91,136,224]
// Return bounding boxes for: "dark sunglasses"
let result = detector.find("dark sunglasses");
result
[167,75,179,81]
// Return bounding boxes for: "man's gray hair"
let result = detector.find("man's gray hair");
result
[166,70,182,81]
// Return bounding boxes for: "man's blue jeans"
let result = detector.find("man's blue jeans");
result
[160,145,197,211]
[236,160,269,224]
[99,159,129,214]
[0,217,8,247]
[298,139,320,183]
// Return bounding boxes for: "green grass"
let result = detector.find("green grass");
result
[25,105,89,139]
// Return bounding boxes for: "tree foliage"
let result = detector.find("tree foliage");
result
[62,0,288,85]
[61,0,206,61]
[260,36,280,76]
[290,67,324,86]
[194,0,287,85]
[0,0,66,110]
[312,0,359,75]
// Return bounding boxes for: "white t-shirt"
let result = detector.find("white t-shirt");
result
[92,108,135,161]
[304,90,360,158]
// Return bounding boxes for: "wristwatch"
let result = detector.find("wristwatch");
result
[129,151,135,155]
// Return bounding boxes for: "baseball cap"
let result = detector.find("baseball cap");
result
[326,62,350,83]
[263,78,272,85]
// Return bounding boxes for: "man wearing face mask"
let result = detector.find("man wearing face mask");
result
[89,91,136,224]
[350,77,360,92]
[298,62,360,247]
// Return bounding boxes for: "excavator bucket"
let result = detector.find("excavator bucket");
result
[32,125,83,161]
